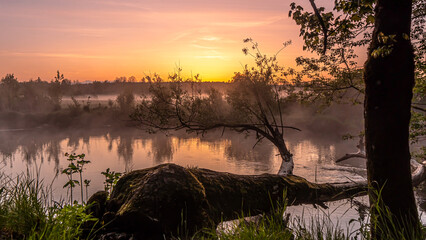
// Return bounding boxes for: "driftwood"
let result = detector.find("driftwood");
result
[336,152,426,185]
[335,136,366,164]
[88,156,426,238]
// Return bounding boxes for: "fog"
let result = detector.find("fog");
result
[0,79,425,225]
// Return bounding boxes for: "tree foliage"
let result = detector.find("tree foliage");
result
[289,0,425,145]
[288,0,425,237]
[131,41,300,174]
[289,0,425,106]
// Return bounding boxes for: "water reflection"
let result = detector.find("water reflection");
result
[0,127,362,176]
[0,127,424,220]
[150,134,175,163]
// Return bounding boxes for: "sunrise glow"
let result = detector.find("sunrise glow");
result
[0,0,317,82]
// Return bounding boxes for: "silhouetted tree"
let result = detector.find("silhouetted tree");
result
[364,0,421,237]
[132,43,299,175]
[0,74,20,110]
[290,0,424,237]
[47,71,64,110]
[128,76,137,83]
[116,89,135,114]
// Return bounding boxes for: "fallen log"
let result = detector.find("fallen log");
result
[91,164,366,238]
[90,161,426,239]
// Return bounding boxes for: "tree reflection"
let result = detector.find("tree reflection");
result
[117,136,134,172]
[45,140,61,167]
[150,134,174,163]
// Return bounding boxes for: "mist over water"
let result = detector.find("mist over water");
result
[0,94,424,226]
[0,125,363,196]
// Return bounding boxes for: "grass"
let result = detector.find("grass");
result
[0,170,424,240]
[194,197,351,240]
[0,170,98,240]
[192,192,426,240]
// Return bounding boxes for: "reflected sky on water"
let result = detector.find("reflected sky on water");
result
[0,127,424,225]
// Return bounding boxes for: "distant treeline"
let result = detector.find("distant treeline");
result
[0,73,231,113]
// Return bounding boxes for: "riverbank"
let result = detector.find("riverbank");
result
[0,108,136,130]
[1,165,425,240]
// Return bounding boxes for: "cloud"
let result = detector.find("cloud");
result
[0,51,109,59]
[199,36,221,41]
[32,27,110,37]
[194,55,226,59]
[96,0,153,12]
[191,44,219,50]
[170,31,193,42]
[211,16,284,28]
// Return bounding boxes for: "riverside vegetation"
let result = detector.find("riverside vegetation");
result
[0,0,424,237]
[0,72,231,130]
[0,155,424,239]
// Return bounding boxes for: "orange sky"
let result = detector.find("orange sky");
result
[0,0,341,82]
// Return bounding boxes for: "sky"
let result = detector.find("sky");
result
[0,0,333,82]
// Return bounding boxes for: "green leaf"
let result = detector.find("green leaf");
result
[402,33,410,40]
[350,14,361,21]
[366,15,375,24]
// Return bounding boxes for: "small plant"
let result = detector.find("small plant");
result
[0,170,98,239]
[62,153,91,203]
[101,168,122,194]
[205,192,293,240]
[84,179,91,203]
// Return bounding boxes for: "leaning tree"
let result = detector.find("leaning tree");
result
[131,42,300,176]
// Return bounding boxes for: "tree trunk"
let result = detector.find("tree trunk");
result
[276,140,294,176]
[95,163,366,238]
[364,0,420,237]
[273,129,294,176]
[89,162,425,239]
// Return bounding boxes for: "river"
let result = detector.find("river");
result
[0,126,425,229]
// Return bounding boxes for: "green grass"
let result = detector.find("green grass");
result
[0,170,98,239]
[195,199,351,240]
[192,192,426,240]
[0,171,424,240]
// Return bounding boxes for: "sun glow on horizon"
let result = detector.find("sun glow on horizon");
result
[0,0,310,82]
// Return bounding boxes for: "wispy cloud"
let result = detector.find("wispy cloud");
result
[32,27,110,37]
[0,51,109,59]
[170,31,193,42]
[194,55,225,59]
[199,36,221,41]
[96,0,153,12]
[211,16,284,28]
[191,44,218,50]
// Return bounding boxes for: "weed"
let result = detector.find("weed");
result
[0,170,97,239]
[101,168,122,194]
[62,153,91,203]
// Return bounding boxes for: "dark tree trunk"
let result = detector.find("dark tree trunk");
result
[88,163,425,239]
[364,0,420,237]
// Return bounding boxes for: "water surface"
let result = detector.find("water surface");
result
[0,126,424,227]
